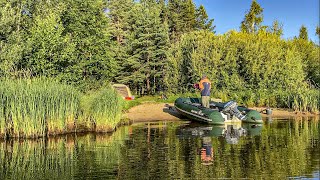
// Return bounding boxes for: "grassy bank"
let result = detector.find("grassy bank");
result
[0,77,318,139]
[0,78,124,139]
[0,78,80,138]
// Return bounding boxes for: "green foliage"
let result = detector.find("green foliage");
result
[167,0,213,42]
[59,0,117,90]
[106,0,134,44]
[0,0,117,91]
[0,0,28,76]
[166,30,319,111]
[25,9,76,77]
[291,38,320,85]
[0,0,319,113]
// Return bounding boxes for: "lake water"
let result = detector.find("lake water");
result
[0,117,319,179]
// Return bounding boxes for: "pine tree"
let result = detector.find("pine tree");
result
[122,2,169,95]
[240,0,263,33]
[267,20,283,37]
[106,0,134,44]
[157,0,168,23]
[106,0,134,84]
[298,25,308,40]
[315,26,320,37]
[195,5,215,32]
[167,0,197,42]
[168,0,183,42]
[182,0,196,32]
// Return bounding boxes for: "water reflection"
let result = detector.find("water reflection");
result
[0,119,319,179]
[200,136,214,165]
[224,124,246,144]
[177,123,263,144]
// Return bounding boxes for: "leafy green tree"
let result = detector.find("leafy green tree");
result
[195,5,215,32]
[298,25,308,40]
[26,10,76,77]
[292,38,320,85]
[1,0,117,90]
[240,0,264,33]
[0,0,29,76]
[60,0,117,90]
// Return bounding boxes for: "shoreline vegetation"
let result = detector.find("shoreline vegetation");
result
[0,78,318,140]
[0,0,319,139]
[0,78,123,139]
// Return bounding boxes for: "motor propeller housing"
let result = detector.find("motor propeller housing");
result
[222,101,246,121]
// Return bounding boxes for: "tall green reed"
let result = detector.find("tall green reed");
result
[80,85,124,132]
[0,78,80,138]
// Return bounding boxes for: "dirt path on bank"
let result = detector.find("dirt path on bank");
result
[124,103,319,122]
[123,103,183,123]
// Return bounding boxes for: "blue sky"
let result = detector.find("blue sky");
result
[193,0,319,43]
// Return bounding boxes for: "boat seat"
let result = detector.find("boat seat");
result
[183,101,202,107]
[209,103,219,109]
[209,103,216,106]
[191,103,202,107]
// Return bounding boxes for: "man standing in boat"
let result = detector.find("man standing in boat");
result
[199,74,211,108]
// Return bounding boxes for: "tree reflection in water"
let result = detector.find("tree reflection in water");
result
[0,119,319,179]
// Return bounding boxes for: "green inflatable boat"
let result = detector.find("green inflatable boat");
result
[174,97,262,125]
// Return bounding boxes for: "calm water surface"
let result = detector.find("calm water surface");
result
[0,117,319,179]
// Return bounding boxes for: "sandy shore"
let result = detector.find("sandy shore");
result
[124,103,319,122]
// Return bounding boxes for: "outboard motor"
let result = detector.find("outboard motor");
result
[222,101,246,121]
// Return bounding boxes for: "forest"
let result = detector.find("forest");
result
[0,0,319,137]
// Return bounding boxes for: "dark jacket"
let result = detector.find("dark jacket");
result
[199,78,211,96]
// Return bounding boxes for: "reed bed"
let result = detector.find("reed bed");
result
[0,78,126,139]
[0,78,80,138]
[80,86,124,132]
